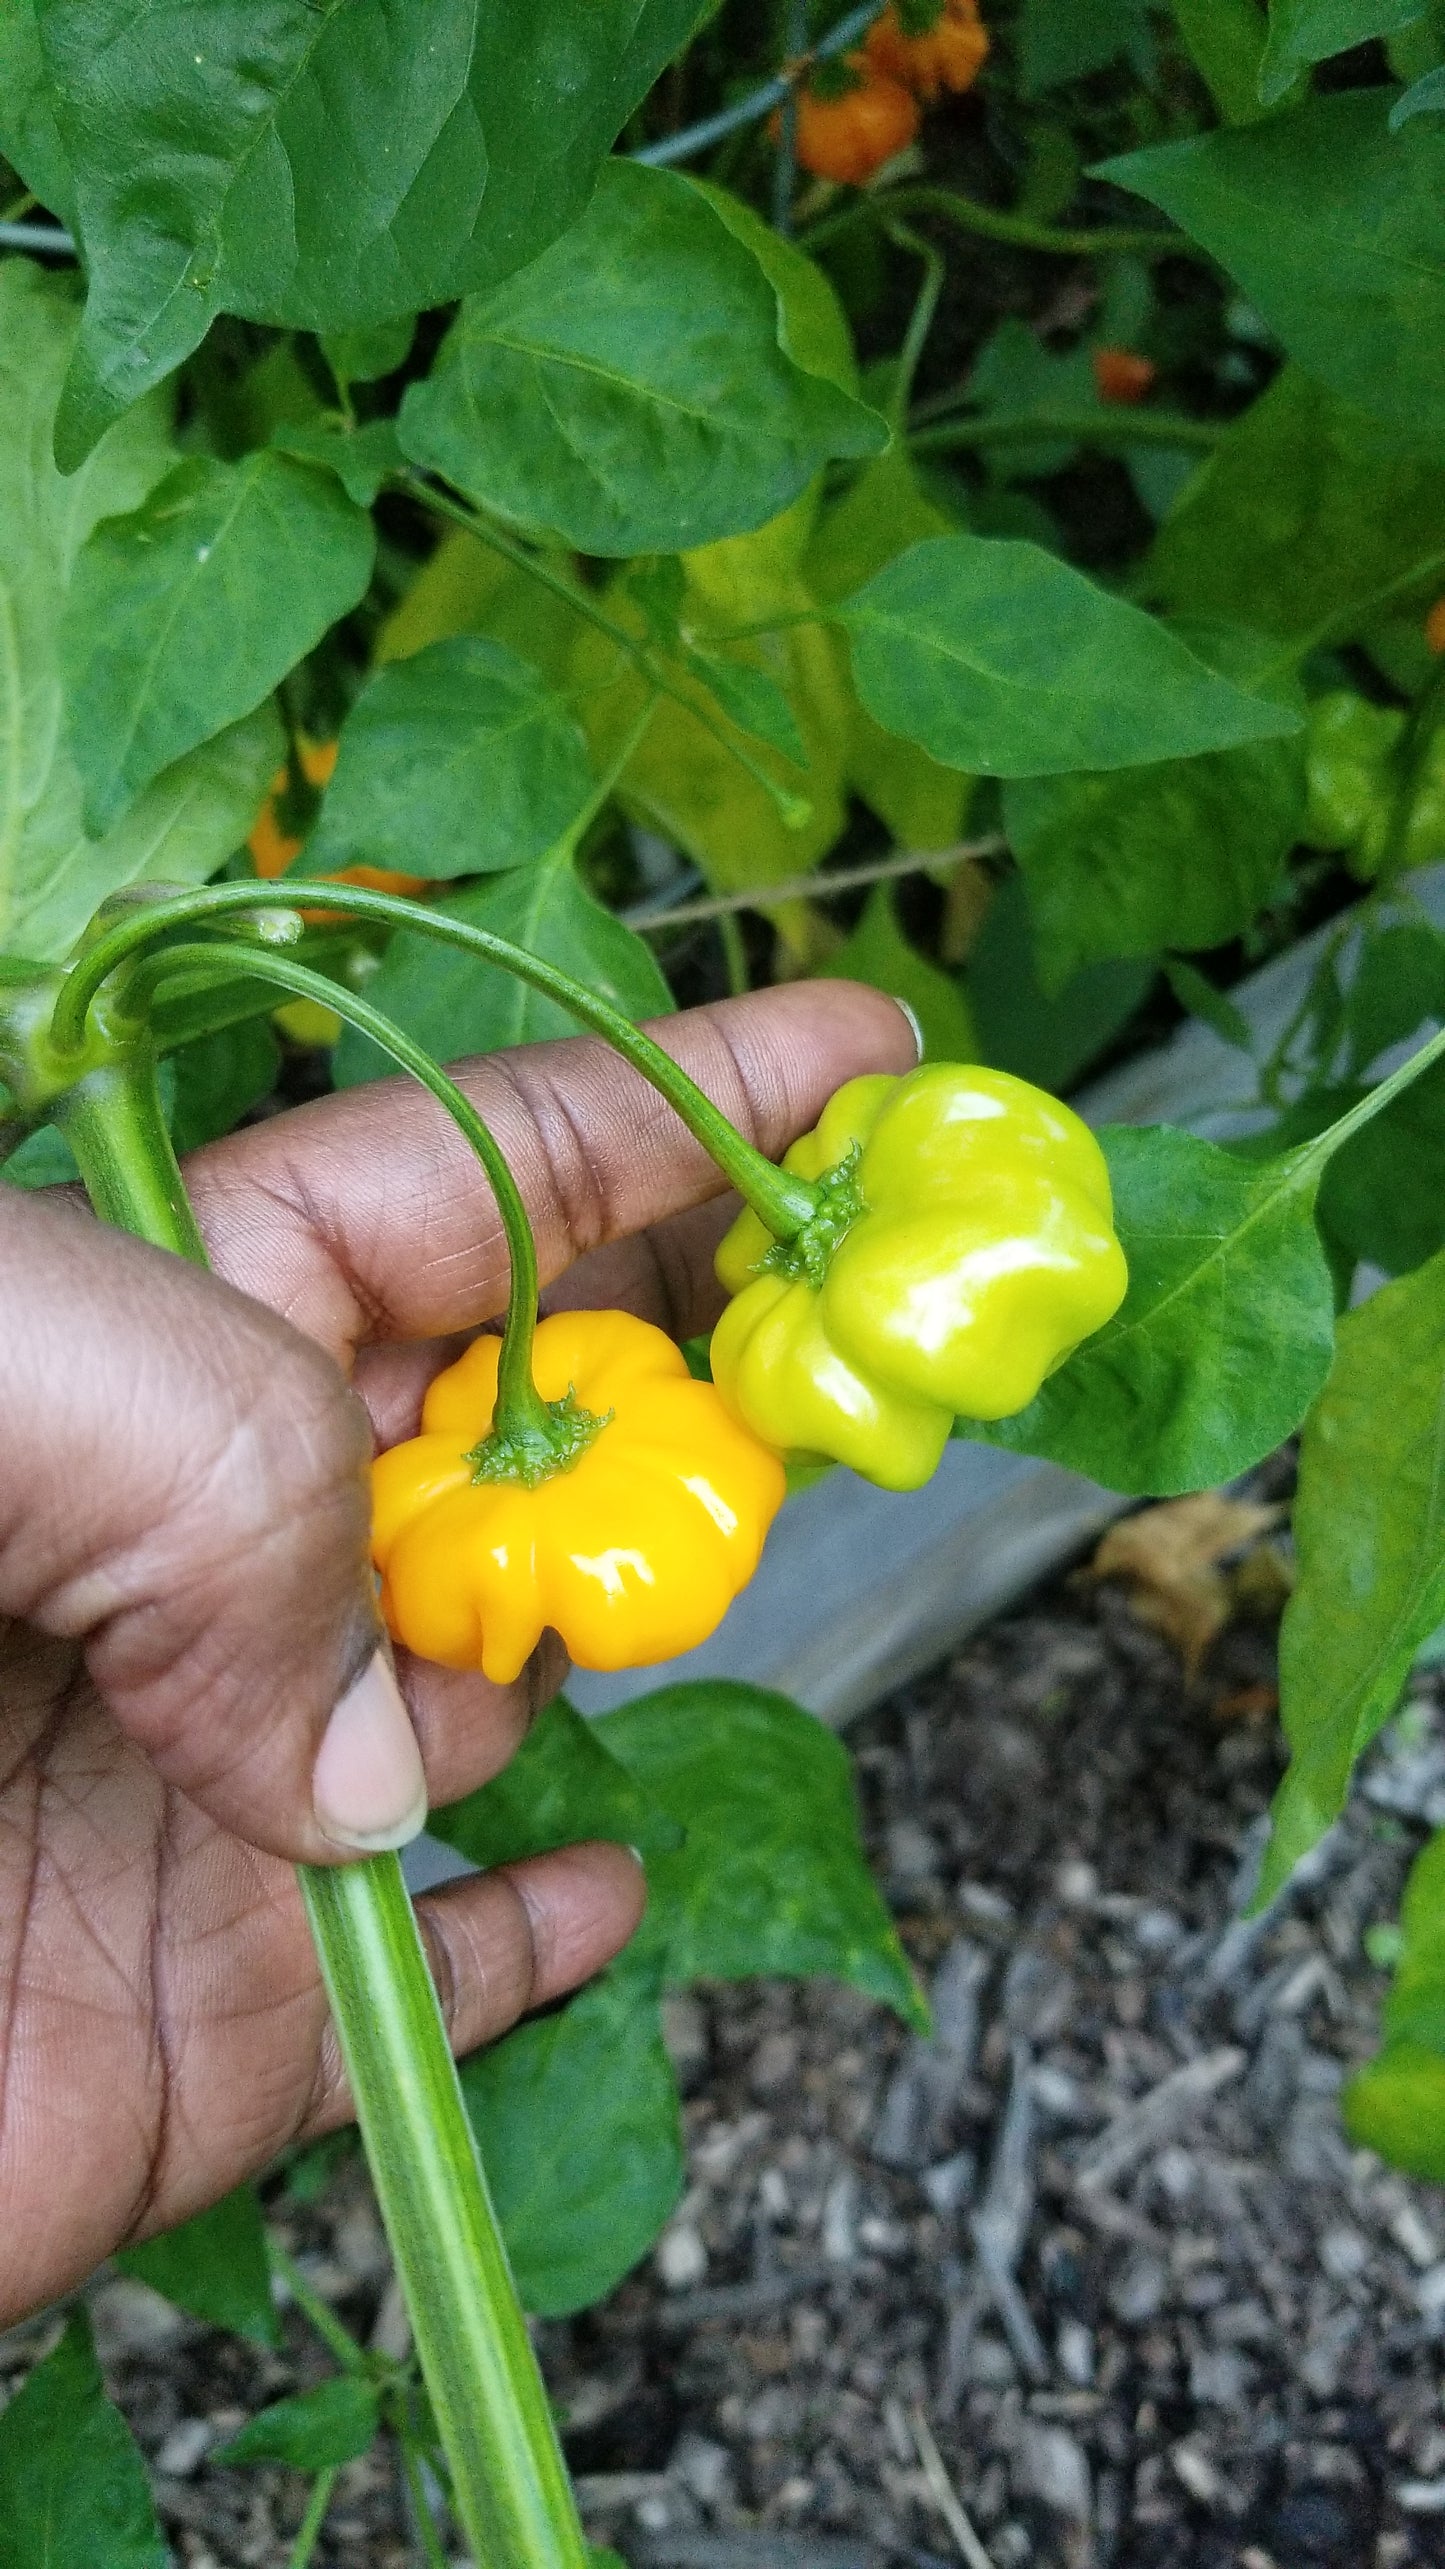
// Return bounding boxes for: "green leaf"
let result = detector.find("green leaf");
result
[1147,368,1445,648]
[0,0,76,224]
[807,451,973,852]
[1101,94,1445,437]
[167,1020,281,1156]
[822,883,977,1063]
[320,316,416,388]
[596,1681,926,2025]
[63,450,375,830]
[301,639,593,884]
[462,1955,684,2317]
[431,1696,684,1868]
[1345,1832,1445,2176]
[835,535,1300,779]
[577,511,852,897]
[0,263,282,962]
[1019,0,1152,92]
[215,2375,381,2471]
[1345,919,1445,1074]
[1260,0,1430,103]
[967,872,1156,1092]
[1318,1059,1445,1275]
[1003,624,1304,983]
[38,0,714,463]
[1260,1251,1445,1902]
[1164,958,1253,1052]
[1393,59,1445,120]
[114,2183,278,2346]
[683,647,806,766]
[270,418,403,510]
[1172,0,1282,123]
[331,850,672,1087]
[687,181,862,397]
[400,161,883,558]
[0,2309,167,2569]
[964,1124,1338,1497]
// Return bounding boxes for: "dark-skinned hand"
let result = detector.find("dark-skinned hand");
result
[0,984,916,2323]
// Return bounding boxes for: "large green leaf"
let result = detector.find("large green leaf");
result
[215,2375,382,2470]
[1260,0,1430,103]
[1172,0,1280,123]
[115,2182,278,2346]
[36,0,713,465]
[399,161,884,557]
[1345,1831,1445,2179]
[1003,625,1304,984]
[301,638,593,883]
[0,260,283,963]
[1319,1059,1445,1276]
[63,450,375,830]
[834,535,1300,778]
[964,1125,1338,1496]
[0,2309,167,2569]
[967,873,1156,1093]
[1101,93,1445,437]
[1259,1249,1445,1902]
[431,1696,684,1867]
[462,1954,684,2317]
[331,849,672,1087]
[596,1681,926,2024]
[1145,366,1445,645]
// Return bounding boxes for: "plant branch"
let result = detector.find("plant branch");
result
[267,2238,369,2374]
[287,2470,339,2569]
[634,833,1005,931]
[632,0,886,166]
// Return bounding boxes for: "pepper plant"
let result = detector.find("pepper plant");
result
[7,0,1445,2559]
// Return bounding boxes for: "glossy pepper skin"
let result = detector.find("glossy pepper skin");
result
[789,73,920,184]
[372,1309,785,1684]
[711,1065,1128,1493]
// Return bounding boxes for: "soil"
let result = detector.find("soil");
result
[8,1538,1445,2569]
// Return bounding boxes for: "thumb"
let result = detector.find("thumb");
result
[0,1191,425,1862]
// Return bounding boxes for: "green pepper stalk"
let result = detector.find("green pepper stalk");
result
[51,1009,592,2569]
[46,877,820,1245]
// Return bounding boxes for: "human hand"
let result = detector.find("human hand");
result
[0,983,915,2321]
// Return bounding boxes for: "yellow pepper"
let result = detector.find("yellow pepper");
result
[711,1064,1127,1492]
[372,1308,785,1683]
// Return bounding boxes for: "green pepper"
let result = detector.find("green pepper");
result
[711,1064,1128,1492]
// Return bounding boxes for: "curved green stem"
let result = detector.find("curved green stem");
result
[910,406,1221,456]
[132,940,556,1448]
[288,2471,338,2569]
[886,219,946,433]
[48,880,819,1240]
[56,1041,590,2569]
[803,182,1194,260]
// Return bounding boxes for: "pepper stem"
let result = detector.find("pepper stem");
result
[47,880,822,1245]
[54,1030,592,2569]
[129,938,584,1464]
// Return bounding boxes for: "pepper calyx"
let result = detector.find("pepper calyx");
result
[465,1387,613,1490]
[760,1143,867,1288]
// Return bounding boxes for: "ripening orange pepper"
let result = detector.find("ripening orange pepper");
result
[866,0,989,100]
[1425,598,1445,656]
[249,737,429,902]
[786,71,921,185]
[371,1310,786,1684]
[1092,347,1157,406]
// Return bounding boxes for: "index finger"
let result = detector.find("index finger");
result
[184,981,919,1366]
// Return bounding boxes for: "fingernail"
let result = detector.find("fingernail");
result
[313,1649,428,1852]
[891,996,925,1063]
